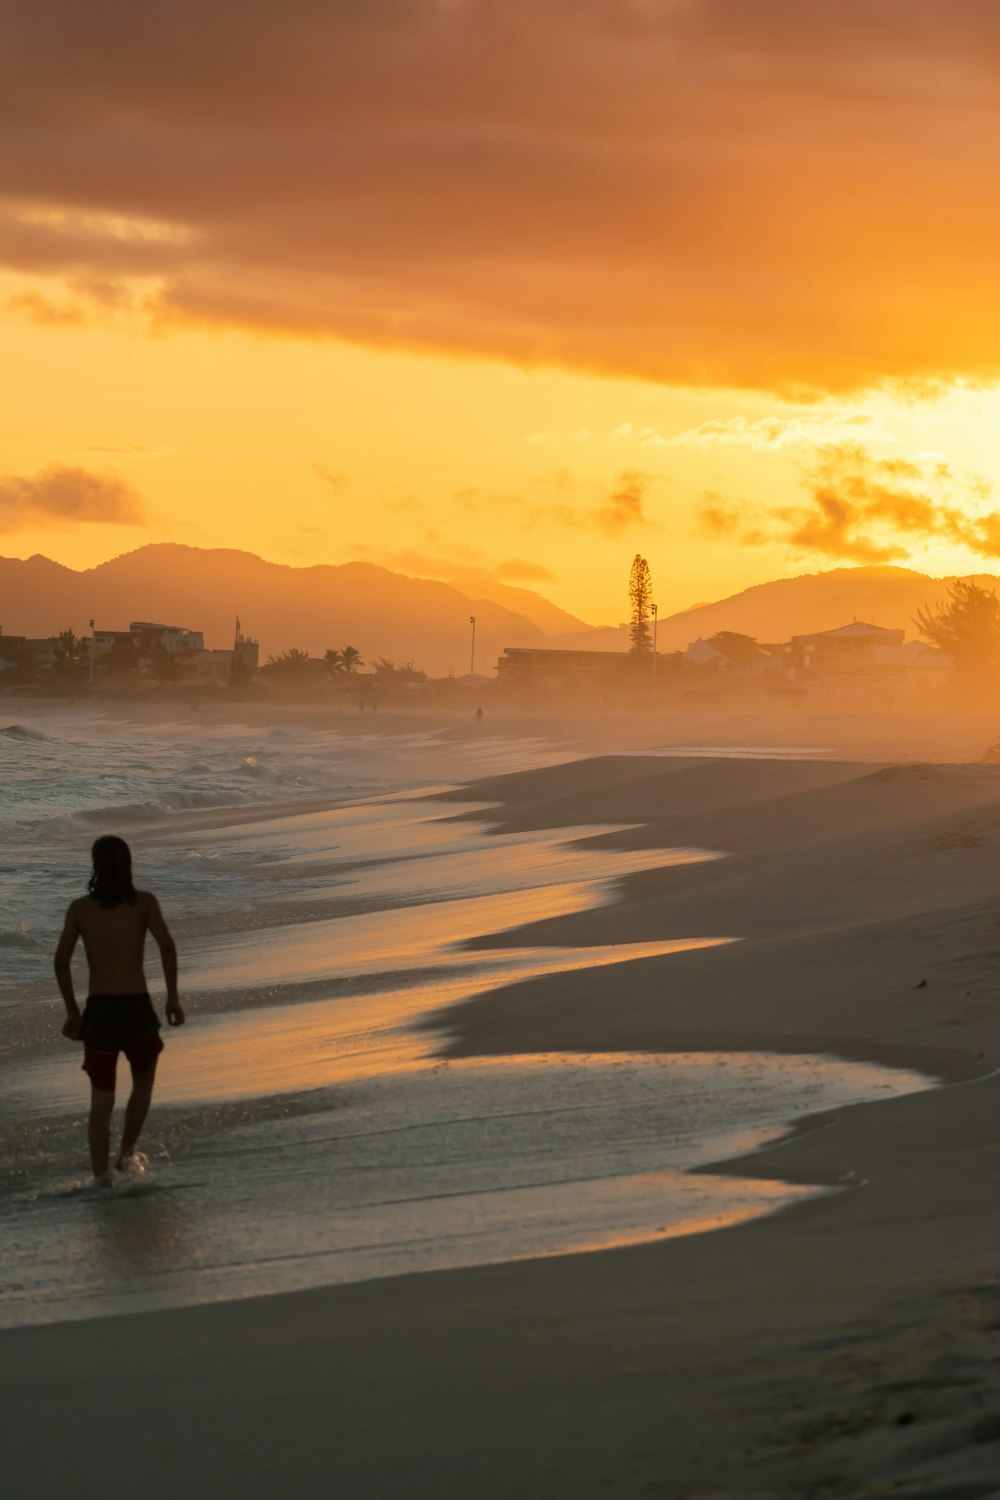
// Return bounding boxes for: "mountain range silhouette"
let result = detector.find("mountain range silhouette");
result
[0,547,985,673]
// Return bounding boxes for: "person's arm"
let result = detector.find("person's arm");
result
[146,893,185,1026]
[54,904,82,1039]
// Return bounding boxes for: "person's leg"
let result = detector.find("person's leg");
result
[118,1045,161,1166]
[88,1087,116,1178]
[83,1043,118,1178]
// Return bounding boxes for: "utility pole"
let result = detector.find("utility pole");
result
[651,602,658,703]
[469,615,476,676]
[88,618,96,688]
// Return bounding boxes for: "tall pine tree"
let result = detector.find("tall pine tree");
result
[628,554,653,654]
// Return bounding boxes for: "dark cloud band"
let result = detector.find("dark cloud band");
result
[4,2,1000,391]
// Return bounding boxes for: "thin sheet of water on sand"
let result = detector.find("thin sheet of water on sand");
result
[0,1050,927,1327]
[12,937,730,1109]
[120,811,721,998]
[0,768,934,1329]
[150,799,718,910]
[620,746,836,760]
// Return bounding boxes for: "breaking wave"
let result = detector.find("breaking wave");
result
[0,928,43,951]
[73,788,254,825]
[0,724,50,742]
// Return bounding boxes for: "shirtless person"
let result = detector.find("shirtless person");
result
[54,834,185,1181]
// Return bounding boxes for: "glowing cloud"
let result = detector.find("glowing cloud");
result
[0,464,146,532]
[698,444,1000,563]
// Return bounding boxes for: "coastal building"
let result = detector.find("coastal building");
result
[866,639,952,693]
[0,632,29,669]
[779,624,950,698]
[129,621,205,654]
[158,620,259,684]
[186,642,260,684]
[232,620,259,676]
[92,629,136,657]
[785,621,905,677]
[184,649,242,683]
[496,645,628,686]
[74,617,257,683]
[683,638,729,668]
[0,634,59,669]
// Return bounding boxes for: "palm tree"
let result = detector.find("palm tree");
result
[51,628,85,677]
[372,657,426,686]
[149,640,182,682]
[323,649,344,677]
[263,648,316,682]
[266,647,311,666]
[340,646,363,673]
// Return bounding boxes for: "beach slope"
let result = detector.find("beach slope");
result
[5,754,1000,1497]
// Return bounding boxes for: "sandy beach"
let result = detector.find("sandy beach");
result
[3,706,1000,1496]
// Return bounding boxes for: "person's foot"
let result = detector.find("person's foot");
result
[116,1152,149,1178]
[93,1168,119,1189]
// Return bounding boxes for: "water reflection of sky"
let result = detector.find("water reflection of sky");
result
[0,1050,928,1329]
[0,726,934,1329]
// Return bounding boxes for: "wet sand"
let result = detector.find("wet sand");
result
[5,746,1000,1495]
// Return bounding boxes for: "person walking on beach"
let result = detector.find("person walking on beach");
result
[54,835,185,1182]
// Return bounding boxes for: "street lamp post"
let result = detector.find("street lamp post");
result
[88,618,96,688]
[651,602,658,703]
[469,615,476,676]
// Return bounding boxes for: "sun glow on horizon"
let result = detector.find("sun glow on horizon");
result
[6,3,1000,620]
[4,280,1000,623]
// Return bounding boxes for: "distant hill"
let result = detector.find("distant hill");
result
[0,545,567,676]
[654,566,993,651]
[1,551,986,675]
[444,572,590,636]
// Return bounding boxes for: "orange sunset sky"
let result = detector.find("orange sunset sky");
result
[5,1,1000,624]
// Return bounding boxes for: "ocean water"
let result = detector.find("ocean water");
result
[0,708,931,1327]
[0,710,568,991]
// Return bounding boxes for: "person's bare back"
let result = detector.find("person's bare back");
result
[65,890,172,996]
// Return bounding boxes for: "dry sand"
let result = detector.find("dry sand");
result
[5,742,1000,1497]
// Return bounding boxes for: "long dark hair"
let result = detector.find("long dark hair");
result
[88,835,138,909]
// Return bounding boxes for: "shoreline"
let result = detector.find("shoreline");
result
[5,740,1000,1494]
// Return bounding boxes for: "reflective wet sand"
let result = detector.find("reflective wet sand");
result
[0,737,935,1328]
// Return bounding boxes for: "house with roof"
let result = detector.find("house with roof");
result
[868,638,952,693]
[784,621,905,677]
[781,620,952,697]
[496,645,628,686]
[683,637,729,668]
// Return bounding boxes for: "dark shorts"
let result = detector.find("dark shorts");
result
[80,993,163,1094]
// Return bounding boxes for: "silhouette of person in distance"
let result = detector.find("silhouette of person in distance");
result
[54,835,185,1183]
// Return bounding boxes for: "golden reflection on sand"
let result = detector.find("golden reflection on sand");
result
[188,854,720,991]
[25,937,729,1110]
[166,939,731,1104]
[556,1191,818,1257]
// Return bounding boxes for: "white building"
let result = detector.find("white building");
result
[130,622,205,653]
